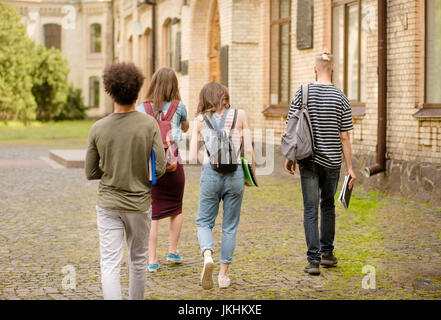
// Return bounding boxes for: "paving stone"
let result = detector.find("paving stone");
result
[0,145,440,300]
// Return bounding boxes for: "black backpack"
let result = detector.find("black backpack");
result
[204,109,240,173]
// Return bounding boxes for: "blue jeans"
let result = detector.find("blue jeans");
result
[196,164,244,264]
[299,161,340,262]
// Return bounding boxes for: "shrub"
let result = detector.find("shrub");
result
[55,85,87,121]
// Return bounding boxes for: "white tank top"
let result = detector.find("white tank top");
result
[203,109,242,164]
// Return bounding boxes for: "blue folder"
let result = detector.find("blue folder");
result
[150,149,157,186]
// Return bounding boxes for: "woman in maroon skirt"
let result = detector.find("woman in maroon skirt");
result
[136,68,189,272]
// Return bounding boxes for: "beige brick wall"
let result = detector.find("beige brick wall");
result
[112,0,441,165]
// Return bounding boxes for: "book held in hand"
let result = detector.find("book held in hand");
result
[338,174,353,209]
[149,149,157,186]
[241,156,258,187]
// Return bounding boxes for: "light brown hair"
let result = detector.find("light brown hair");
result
[196,82,231,115]
[315,49,334,72]
[145,67,181,117]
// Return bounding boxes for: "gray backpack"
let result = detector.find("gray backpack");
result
[281,84,315,162]
[204,109,241,173]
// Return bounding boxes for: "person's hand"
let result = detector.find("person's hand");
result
[347,168,356,190]
[285,159,296,175]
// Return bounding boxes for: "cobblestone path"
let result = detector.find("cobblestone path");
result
[0,146,440,300]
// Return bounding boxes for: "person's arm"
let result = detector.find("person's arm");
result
[85,127,103,180]
[240,110,255,170]
[152,121,166,179]
[181,120,190,133]
[339,93,356,189]
[284,87,302,175]
[340,131,356,189]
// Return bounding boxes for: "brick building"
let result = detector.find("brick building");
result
[6,0,115,117]
[115,0,440,204]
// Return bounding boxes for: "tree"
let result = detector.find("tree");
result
[0,2,37,123]
[32,45,70,121]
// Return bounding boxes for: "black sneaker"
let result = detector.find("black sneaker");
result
[320,252,338,267]
[304,261,320,275]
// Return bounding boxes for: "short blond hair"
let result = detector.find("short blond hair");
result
[315,49,334,71]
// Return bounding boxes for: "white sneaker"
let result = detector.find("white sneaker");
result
[218,275,231,289]
[200,256,214,290]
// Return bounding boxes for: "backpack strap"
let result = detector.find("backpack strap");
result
[229,109,238,137]
[301,84,309,110]
[163,100,180,121]
[143,102,154,116]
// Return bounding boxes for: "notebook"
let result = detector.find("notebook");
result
[338,175,353,209]
[149,149,157,186]
[241,157,258,187]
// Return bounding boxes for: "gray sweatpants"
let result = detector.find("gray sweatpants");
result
[96,205,152,300]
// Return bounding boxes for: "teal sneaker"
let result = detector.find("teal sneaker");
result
[148,263,159,272]
[166,252,183,264]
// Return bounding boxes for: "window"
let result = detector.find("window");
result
[89,76,100,108]
[270,0,291,106]
[164,19,175,68]
[426,0,441,105]
[43,24,61,50]
[90,23,102,53]
[332,0,367,104]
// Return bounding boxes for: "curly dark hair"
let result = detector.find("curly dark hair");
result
[102,62,145,105]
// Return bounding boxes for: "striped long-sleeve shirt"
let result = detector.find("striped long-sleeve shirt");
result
[286,83,353,168]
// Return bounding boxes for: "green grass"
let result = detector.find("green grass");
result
[0,120,95,141]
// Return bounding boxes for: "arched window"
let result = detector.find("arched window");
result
[90,23,102,53]
[128,35,133,62]
[43,23,61,50]
[89,76,100,108]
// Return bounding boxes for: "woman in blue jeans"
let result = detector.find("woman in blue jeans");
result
[189,82,254,290]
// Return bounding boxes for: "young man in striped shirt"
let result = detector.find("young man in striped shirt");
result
[285,50,357,276]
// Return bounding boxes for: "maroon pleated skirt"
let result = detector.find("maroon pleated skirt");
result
[151,162,185,220]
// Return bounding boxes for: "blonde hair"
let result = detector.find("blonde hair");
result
[315,49,334,71]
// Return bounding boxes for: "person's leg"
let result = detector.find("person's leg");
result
[318,165,340,256]
[299,162,321,263]
[96,206,125,300]
[196,167,221,289]
[219,169,244,274]
[169,213,183,255]
[148,220,159,264]
[121,207,152,300]
[196,172,221,257]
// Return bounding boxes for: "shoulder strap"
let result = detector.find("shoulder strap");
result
[301,84,309,109]
[203,114,215,131]
[163,100,179,121]
[229,109,238,138]
[143,102,154,116]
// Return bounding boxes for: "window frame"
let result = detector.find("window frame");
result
[43,23,62,50]
[424,0,441,108]
[163,19,175,69]
[90,23,102,54]
[331,0,366,108]
[88,76,100,108]
[269,0,292,109]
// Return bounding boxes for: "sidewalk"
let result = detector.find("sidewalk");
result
[0,146,440,299]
